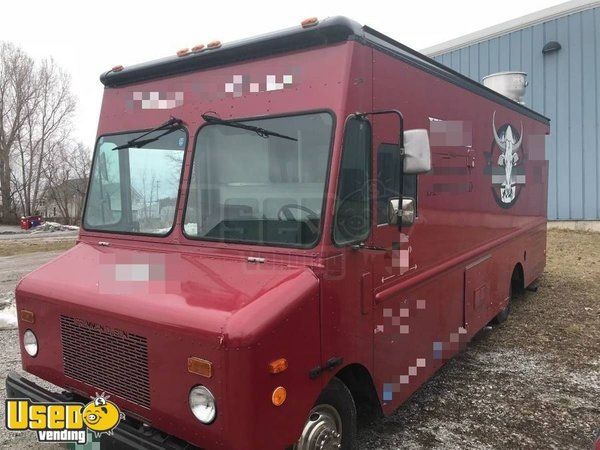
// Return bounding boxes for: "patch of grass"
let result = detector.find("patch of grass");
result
[0,240,75,257]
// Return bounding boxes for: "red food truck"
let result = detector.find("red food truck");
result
[6,16,549,450]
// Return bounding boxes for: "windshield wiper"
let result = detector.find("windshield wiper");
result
[201,114,298,142]
[112,116,183,151]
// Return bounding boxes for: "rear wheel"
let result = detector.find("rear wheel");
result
[294,377,357,450]
[493,276,518,324]
[492,299,511,324]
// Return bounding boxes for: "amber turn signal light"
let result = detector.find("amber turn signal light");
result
[271,386,287,406]
[188,357,213,378]
[20,310,35,324]
[268,358,288,374]
[301,17,319,28]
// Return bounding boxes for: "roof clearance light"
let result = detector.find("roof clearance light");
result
[268,358,288,374]
[192,44,206,53]
[207,40,222,50]
[301,17,319,28]
[177,48,191,57]
[111,65,124,72]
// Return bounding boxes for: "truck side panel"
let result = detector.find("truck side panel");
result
[368,48,548,414]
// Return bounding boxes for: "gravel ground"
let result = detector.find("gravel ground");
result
[0,236,75,449]
[0,229,598,449]
[0,228,78,241]
[357,229,600,449]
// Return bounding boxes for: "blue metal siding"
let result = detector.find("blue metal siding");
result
[433,6,600,219]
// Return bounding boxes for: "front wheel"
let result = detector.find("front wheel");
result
[294,377,357,450]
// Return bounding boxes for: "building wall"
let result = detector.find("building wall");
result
[430,6,600,220]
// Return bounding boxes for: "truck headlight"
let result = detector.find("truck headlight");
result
[189,385,216,424]
[23,329,38,357]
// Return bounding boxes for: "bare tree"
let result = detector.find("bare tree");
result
[139,166,159,222]
[13,59,75,216]
[44,142,91,224]
[0,42,38,222]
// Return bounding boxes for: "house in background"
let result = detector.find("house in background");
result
[39,178,88,224]
[422,0,600,222]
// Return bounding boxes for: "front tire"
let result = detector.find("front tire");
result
[294,377,357,450]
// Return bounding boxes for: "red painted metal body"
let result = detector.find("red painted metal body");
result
[15,22,548,450]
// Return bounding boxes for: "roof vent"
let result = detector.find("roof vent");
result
[482,71,528,104]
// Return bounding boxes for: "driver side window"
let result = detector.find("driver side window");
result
[85,142,122,227]
[333,117,371,245]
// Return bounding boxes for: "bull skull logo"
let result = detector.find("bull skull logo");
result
[492,111,524,204]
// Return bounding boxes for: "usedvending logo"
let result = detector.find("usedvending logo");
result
[489,111,526,208]
[5,392,124,444]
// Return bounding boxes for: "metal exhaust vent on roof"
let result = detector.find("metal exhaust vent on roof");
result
[482,71,528,104]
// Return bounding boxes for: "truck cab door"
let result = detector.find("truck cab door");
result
[368,113,438,412]
[368,113,417,285]
[320,116,375,379]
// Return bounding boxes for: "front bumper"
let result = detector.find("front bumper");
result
[5,372,199,449]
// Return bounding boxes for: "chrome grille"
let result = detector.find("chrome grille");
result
[60,315,150,408]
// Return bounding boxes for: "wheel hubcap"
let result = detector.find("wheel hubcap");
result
[295,405,342,450]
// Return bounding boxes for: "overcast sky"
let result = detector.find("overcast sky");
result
[2,0,564,146]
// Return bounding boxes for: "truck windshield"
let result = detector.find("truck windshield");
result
[183,112,333,247]
[83,127,186,235]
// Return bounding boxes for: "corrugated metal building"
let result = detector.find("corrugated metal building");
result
[423,0,600,220]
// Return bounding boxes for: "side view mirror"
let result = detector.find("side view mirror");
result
[403,129,431,174]
[387,197,415,227]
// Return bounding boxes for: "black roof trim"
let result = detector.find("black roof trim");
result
[100,16,361,87]
[99,16,549,126]
[360,26,550,125]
